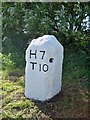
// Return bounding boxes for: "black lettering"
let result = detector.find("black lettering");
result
[42,64,49,72]
[30,50,37,59]
[39,64,41,71]
[40,51,45,59]
[30,62,37,70]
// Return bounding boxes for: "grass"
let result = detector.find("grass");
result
[1,49,89,119]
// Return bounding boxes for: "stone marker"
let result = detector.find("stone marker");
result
[25,35,64,101]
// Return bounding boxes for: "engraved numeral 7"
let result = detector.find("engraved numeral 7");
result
[40,51,45,59]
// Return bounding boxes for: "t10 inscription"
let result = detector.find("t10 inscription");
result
[30,50,49,72]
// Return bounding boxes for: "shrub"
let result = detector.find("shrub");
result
[0,53,16,71]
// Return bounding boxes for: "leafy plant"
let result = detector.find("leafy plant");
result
[0,53,16,71]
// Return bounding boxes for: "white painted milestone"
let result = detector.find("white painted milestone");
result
[25,35,64,101]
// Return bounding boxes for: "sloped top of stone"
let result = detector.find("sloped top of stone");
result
[29,35,63,48]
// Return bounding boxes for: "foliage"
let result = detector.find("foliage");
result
[0,53,16,71]
[2,2,90,68]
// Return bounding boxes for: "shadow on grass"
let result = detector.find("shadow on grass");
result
[27,84,89,119]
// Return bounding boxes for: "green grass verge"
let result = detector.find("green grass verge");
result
[1,49,88,119]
